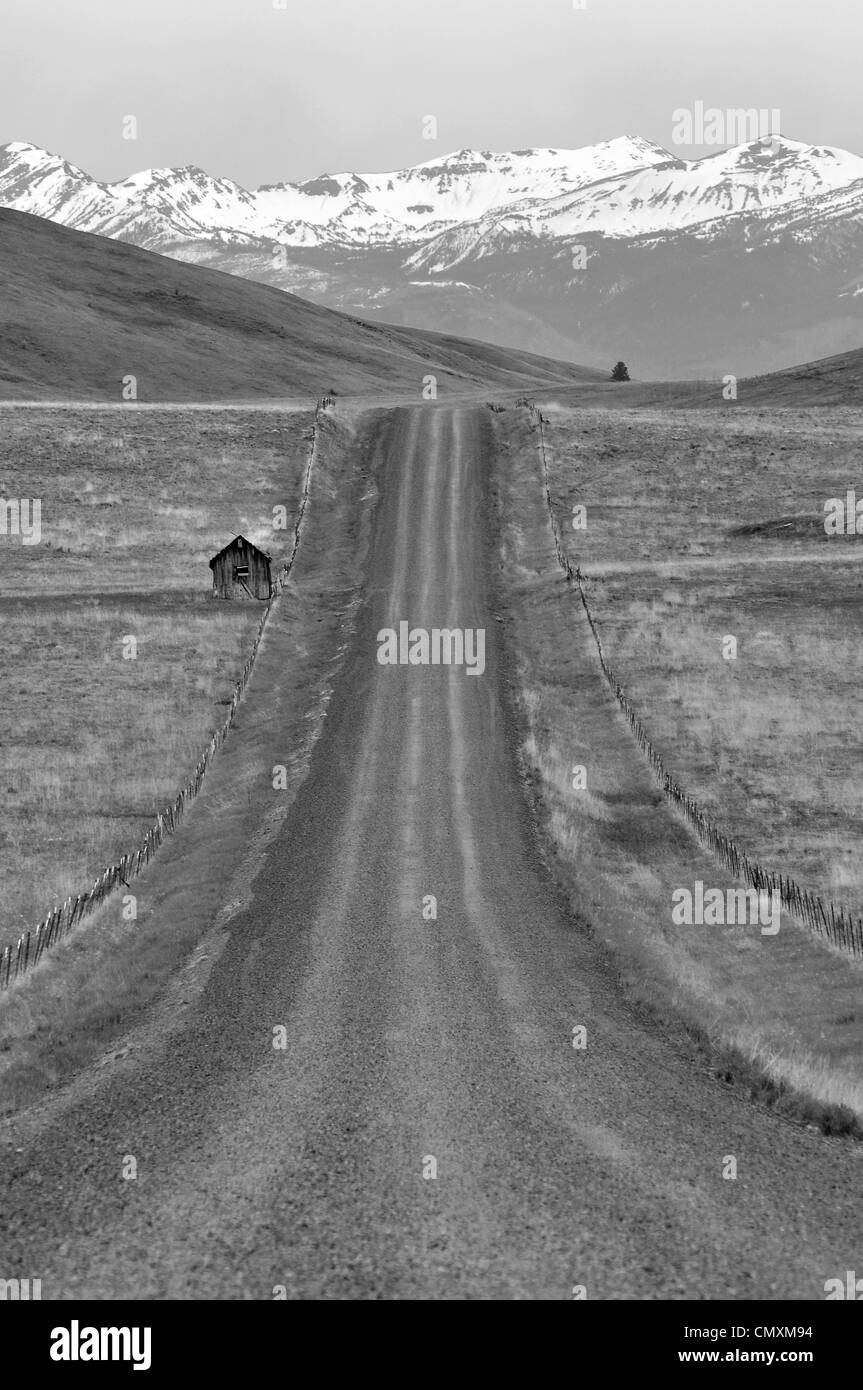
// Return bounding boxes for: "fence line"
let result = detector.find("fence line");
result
[0,396,333,994]
[520,399,863,958]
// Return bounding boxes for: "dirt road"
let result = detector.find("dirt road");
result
[1,405,860,1299]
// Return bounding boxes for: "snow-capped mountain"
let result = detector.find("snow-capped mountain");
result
[0,136,674,249]
[5,134,863,252]
[407,137,863,272]
[3,134,863,377]
[251,137,673,245]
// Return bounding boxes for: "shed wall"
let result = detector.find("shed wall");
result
[211,543,271,600]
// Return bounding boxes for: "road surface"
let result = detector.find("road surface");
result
[1,404,860,1299]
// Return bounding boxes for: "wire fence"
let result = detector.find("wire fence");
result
[0,397,332,994]
[521,399,863,958]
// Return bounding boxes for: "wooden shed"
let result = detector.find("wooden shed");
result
[209,534,272,600]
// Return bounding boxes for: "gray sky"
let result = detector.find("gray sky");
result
[2,0,860,186]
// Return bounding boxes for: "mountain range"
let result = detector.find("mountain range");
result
[3,134,863,377]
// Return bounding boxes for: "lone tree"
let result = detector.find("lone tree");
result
[611,361,630,382]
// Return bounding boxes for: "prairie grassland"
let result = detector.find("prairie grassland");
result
[543,404,863,919]
[0,407,308,592]
[500,407,863,1132]
[0,407,311,948]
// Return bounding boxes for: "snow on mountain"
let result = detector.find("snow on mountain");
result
[0,141,115,227]
[536,136,863,239]
[0,143,249,248]
[251,137,672,243]
[5,133,862,263]
[406,136,863,273]
[0,137,673,250]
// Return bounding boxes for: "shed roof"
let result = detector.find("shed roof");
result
[209,534,272,569]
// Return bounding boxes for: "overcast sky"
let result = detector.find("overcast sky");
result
[3,0,860,186]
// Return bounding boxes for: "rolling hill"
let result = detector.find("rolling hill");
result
[0,206,604,400]
[532,345,863,409]
[733,344,863,405]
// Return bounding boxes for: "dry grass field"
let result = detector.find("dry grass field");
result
[542,404,863,921]
[497,404,863,1130]
[0,405,311,948]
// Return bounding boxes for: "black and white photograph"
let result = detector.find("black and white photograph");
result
[1,0,862,1346]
